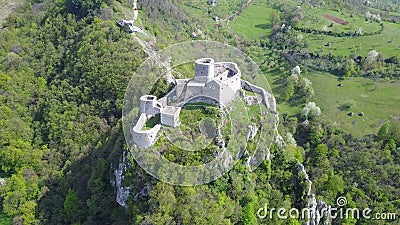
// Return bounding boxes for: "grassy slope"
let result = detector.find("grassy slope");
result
[231,0,275,40]
[176,0,214,24]
[303,21,400,57]
[225,1,400,136]
[305,72,400,136]
[265,69,302,117]
[294,4,400,57]
[297,7,381,34]
[266,69,400,136]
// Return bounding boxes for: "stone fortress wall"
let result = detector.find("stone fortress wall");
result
[139,95,162,117]
[175,58,241,106]
[241,80,277,113]
[131,58,274,148]
[131,113,161,149]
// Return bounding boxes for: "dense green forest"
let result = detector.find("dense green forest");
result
[0,0,399,224]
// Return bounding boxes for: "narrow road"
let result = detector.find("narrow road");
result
[132,34,175,84]
[122,0,175,84]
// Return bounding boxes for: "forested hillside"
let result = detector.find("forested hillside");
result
[0,0,399,224]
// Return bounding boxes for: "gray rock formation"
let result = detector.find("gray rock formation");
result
[216,148,233,170]
[114,152,131,207]
[246,124,258,141]
[298,164,330,225]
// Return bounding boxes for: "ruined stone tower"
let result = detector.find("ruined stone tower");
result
[193,58,215,83]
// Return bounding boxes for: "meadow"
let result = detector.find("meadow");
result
[266,69,400,136]
[297,7,382,34]
[209,0,400,136]
[302,21,400,57]
[230,0,400,57]
[293,4,400,57]
[230,0,275,40]
[307,71,400,136]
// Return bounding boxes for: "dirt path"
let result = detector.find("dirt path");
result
[323,14,349,25]
[132,34,174,83]
[116,0,174,83]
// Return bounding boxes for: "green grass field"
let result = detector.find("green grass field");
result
[229,0,400,136]
[0,0,23,29]
[177,0,214,23]
[266,70,400,136]
[231,0,275,40]
[303,21,400,57]
[305,72,400,136]
[231,0,400,56]
[297,7,382,34]
[292,4,400,57]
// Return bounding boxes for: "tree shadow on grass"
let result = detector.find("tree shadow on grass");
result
[255,24,272,30]
[288,95,307,107]
[338,104,351,111]
[272,76,286,86]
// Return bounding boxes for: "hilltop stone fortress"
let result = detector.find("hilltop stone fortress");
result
[131,58,275,148]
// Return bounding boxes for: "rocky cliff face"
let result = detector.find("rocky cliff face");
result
[298,164,330,225]
[114,151,131,207]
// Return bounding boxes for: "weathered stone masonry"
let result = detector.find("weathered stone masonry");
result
[131,58,273,148]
